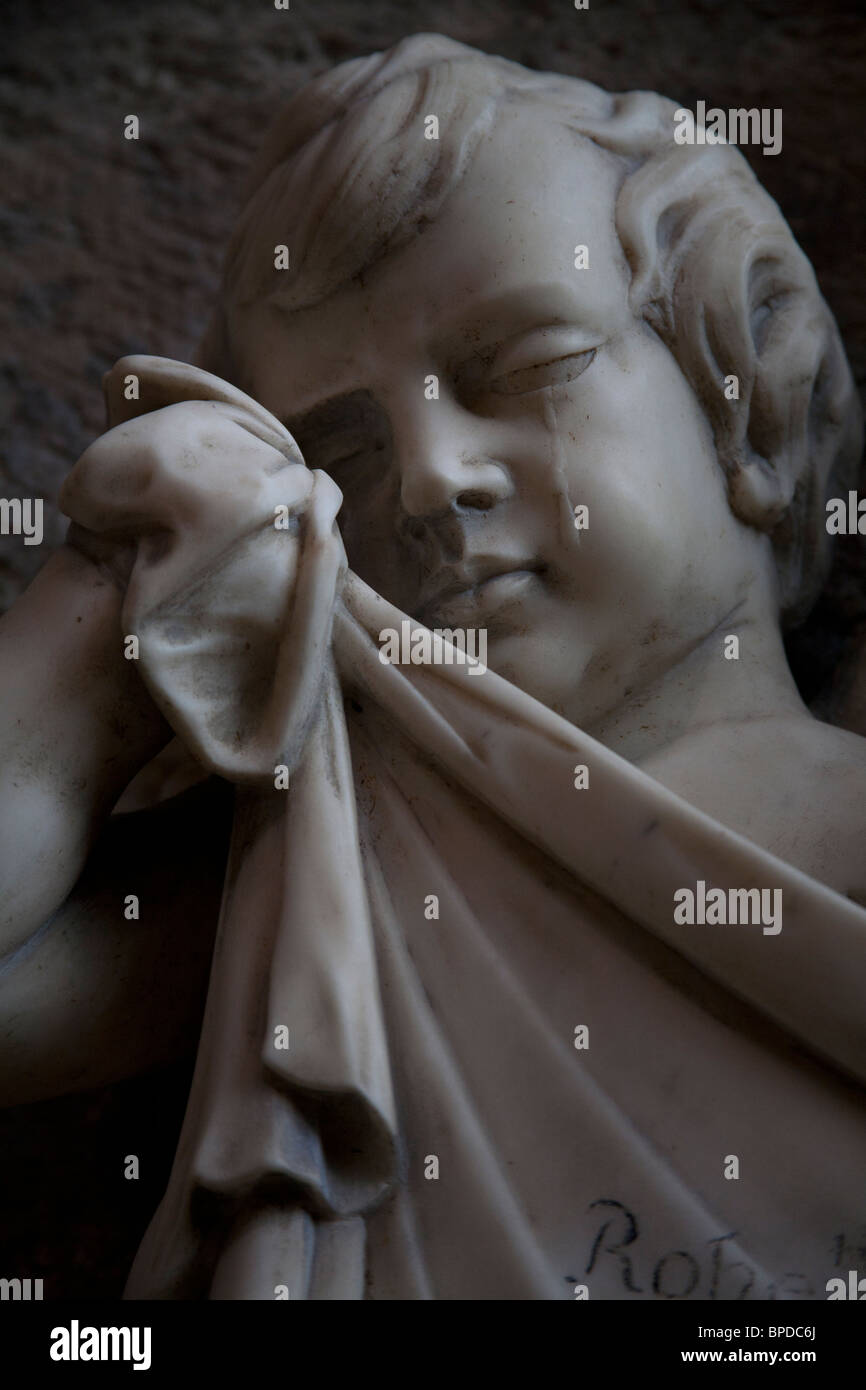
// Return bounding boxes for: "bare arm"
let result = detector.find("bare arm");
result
[0,544,171,961]
[0,367,334,1101]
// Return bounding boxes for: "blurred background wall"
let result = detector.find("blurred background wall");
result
[1,0,864,1297]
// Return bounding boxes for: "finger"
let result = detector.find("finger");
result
[60,402,311,540]
[103,355,300,464]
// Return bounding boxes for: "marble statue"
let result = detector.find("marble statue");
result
[1,33,865,1300]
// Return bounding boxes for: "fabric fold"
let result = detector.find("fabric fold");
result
[334,575,866,1090]
[57,355,866,1300]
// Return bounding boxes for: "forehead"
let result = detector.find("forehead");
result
[233,112,633,417]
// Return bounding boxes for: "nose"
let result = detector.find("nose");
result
[393,396,514,522]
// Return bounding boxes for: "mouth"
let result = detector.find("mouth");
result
[416,562,546,626]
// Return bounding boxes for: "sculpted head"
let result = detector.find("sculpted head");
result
[198,34,861,729]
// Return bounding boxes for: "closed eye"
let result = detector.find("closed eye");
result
[488,348,597,396]
[283,389,391,477]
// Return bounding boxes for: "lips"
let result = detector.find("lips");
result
[416,559,545,625]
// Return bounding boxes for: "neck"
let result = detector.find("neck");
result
[582,598,809,766]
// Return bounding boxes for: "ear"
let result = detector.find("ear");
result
[719,264,863,624]
[722,266,823,533]
[725,447,796,529]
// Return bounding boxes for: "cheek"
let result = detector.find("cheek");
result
[543,355,724,585]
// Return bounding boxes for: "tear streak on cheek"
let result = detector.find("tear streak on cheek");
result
[542,390,583,557]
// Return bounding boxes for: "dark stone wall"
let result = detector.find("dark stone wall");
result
[1,0,864,1297]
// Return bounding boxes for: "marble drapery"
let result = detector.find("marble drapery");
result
[60,357,866,1300]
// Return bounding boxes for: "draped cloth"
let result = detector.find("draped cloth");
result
[61,356,866,1301]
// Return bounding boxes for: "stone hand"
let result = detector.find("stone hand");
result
[60,356,347,783]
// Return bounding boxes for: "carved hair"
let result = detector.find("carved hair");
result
[199,33,862,625]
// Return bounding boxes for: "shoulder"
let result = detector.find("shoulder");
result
[642,714,866,898]
[768,718,866,902]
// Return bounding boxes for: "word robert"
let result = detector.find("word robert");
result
[674,881,782,935]
[50,1321,152,1371]
[673,102,782,157]
[0,497,42,545]
[585,1198,812,1300]
[378,621,487,675]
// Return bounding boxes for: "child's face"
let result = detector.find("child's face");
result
[232,110,770,728]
